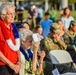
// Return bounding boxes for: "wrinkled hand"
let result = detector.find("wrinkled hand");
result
[34,41,40,48]
[10,62,21,74]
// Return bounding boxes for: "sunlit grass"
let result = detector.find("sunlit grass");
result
[15,10,76,22]
[55,10,76,20]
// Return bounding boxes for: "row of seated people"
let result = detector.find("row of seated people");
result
[18,21,76,75]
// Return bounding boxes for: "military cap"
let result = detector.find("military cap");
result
[70,20,76,26]
[51,23,61,34]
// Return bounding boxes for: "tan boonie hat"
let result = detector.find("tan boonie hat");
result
[51,23,61,34]
[70,21,76,26]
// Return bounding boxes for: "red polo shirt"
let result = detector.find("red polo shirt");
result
[0,24,18,65]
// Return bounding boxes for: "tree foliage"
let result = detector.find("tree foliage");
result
[48,0,59,3]
[48,0,76,4]
[68,0,76,4]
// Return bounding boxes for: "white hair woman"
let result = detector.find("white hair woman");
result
[0,2,21,75]
[19,29,45,75]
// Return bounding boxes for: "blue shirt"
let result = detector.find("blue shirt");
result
[40,19,53,37]
[37,8,43,18]
[61,16,74,29]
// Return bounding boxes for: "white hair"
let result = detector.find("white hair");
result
[19,30,33,41]
[0,2,15,19]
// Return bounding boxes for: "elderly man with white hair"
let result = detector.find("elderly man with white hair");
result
[19,29,45,75]
[0,2,21,75]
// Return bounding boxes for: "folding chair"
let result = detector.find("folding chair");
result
[49,50,76,75]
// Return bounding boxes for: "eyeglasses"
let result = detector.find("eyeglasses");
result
[28,40,33,43]
[4,12,15,17]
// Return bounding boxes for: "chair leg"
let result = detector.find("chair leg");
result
[73,63,76,68]
[70,62,76,72]
[73,63,76,71]
[53,64,56,69]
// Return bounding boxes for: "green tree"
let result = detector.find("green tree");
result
[48,0,59,3]
[48,0,59,7]
[69,0,76,4]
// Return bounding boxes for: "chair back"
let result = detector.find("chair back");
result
[49,50,73,64]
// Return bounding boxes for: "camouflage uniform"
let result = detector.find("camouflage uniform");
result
[63,21,76,63]
[40,34,67,52]
[40,23,67,75]
[63,30,76,46]
[63,30,76,62]
[40,23,67,52]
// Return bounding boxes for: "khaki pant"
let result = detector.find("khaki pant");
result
[29,18,36,30]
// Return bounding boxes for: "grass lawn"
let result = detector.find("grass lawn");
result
[55,10,76,20]
[16,10,76,22]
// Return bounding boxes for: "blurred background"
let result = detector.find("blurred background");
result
[0,0,76,21]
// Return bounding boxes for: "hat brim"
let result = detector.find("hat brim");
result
[53,29,61,34]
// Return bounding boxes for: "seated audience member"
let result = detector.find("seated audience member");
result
[19,30,45,75]
[34,25,44,51]
[16,22,25,31]
[57,20,67,36]
[35,24,42,35]
[63,21,76,63]
[23,21,30,30]
[40,23,67,52]
[34,24,44,40]
[40,23,67,75]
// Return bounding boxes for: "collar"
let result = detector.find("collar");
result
[68,30,76,37]
[20,46,33,61]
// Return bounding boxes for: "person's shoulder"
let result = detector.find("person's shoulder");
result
[61,16,65,19]
[63,30,70,38]
[49,19,52,21]
[40,20,45,23]
[40,36,53,48]
[43,35,52,42]
[69,16,74,20]
[69,16,73,18]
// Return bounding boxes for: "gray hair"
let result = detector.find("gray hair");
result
[0,2,15,19]
[19,30,33,41]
